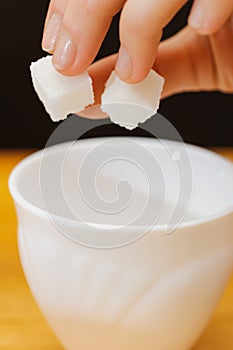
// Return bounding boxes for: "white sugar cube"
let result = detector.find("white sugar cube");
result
[30,55,94,121]
[101,70,164,130]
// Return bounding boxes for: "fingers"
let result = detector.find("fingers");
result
[116,0,187,83]
[42,0,125,76]
[86,29,206,107]
[82,30,206,117]
[155,18,233,97]
[87,18,233,105]
[188,0,233,35]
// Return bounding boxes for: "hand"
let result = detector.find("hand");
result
[42,0,233,107]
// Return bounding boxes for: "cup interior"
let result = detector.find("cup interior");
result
[9,137,233,230]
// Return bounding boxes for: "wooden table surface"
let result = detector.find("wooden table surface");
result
[0,148,233,350]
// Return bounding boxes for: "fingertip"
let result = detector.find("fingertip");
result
[51,60,88,76]
[115,71,150,84]
[42,13,62,54]
[188,0,233,35]
[115,47,154,84]
[41,41,55,55]
[115,48,132,81]
[188,17,221,36]
[51,29,92,76]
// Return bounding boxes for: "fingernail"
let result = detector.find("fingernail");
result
[188,2,204,29]
[42,14,62,52]
[115,48,132,79]
[52,30,76,70]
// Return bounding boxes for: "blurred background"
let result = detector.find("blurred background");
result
[1,0,232,148]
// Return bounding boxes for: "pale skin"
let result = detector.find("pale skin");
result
[42,0,233,107]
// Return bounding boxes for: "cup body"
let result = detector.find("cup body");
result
[9,138,233,350]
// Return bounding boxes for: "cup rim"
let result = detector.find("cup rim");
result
[9,137,233,232]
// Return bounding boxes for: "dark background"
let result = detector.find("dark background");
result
[1,0,232,148]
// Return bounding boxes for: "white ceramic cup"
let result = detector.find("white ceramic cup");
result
[9,137,233,350]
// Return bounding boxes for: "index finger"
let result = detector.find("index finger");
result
[52,0,125,75]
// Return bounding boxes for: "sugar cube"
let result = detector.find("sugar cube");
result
[101,70,165,130]
[30,55,94,122]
